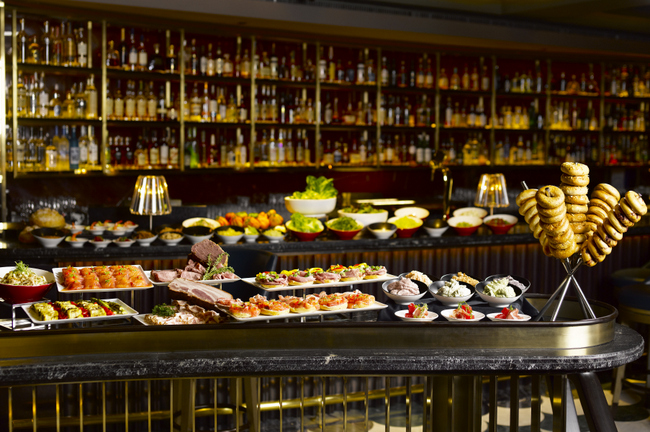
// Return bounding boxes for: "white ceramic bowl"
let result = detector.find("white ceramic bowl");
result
[387,215,423,238]
[453,207,488,219]
[135,234,158,247]
[484,274,531,292]
[394,310,439,322]
[113,238,135,248]
[381,278,428,305]
[32,229,66,248]
[367,222,397,240]
[264,233,285,243]
[243,234,259,243]
[89,239,112,248]
[284,197,337,218]
[428,280,475,307]
[447,216,483,236]
[215,226,245,244]
[121,223,139,233]
[487,312,531,322]
[182,217,220,230]
[87,227,105,236]
[65,237,88,248]
[441,309,485,322]
[337,209,389,227]
[106,226,127,236]
[65,224,85,235]
[394,207,430,220]
[159,236,184,246]
[475,281,523,308]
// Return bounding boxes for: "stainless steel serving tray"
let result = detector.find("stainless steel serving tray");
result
[241,274,397,292]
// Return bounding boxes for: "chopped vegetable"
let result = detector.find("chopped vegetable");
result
[290,176,337,199]
[244,226,259,235]
[289,213,324,233]
[263,228,283,237]
[328,217,362,231]
[393,216,420,229]
[340,204,384,214]
[406,303,428,318]
[152,304,176,317]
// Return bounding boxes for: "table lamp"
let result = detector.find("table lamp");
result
[474,173,508,216]
[130,175,172,230]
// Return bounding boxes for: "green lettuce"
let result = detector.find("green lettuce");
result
[290,176,337,199]
[290,213,324,233]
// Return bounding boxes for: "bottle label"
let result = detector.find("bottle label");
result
[150,148,160,165]
[160,145,169,164]
[137,152,147,166]
[148,100,157,119]
[239,146,247,165]
[89,144,98,164]
[138,51,147,67]
[78,42,87,67]
[137,99,147,118]
[115,100,125,118]
[106,99,114,117]
[125,100,136,118]
[170,147,179,165]
[70,147,80,168]
[129,50,138,66]
[79,145,88,164]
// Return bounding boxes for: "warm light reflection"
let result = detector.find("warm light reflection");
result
[474,173,508,215]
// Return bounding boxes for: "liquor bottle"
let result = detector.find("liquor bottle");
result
[224,53,234,77]
[461,65,470,90]
[57,126,70,170]
[37,74,49,118]
[118,28,128,67]
[227,94,238,123]
[133,134,147,167]
[78,125,89,167]
[160,128,169,167]
[169,129,179,168]
[356,51,365,84]
[215,43,224,77]
[107,40,120,67]
[114,80,124,119]
[135,34,147,71]
[69,126,80,170]
[450,67,460,90]
[26,76,38,118]
[149,43,164,71]
[45,127,58,170]
[156,85,167,121]
[86,75,98,119]
[204,43,215,76]
[18,18,28,63]
[52,26,63,66]
[125,80,136,120]
[200,83,210,121]
[166,45,177,73]
[149,130,160,167]
[136,80,147,120]
[77,26,87,67]
[147,81,157,120]
[28,36,40,65]
[128,29,138,71]
[75,81,87,119]
[65,22,77,66]
[189,83,201,121]
[35,128,46,169]
[49,83,61,118]
[276,129,285,165]
[398,60,407,87]
[241,49,251,79]
[87,126,98,167]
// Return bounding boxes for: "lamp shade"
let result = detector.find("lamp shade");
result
[474,174,509,209]
[130,176,172,216]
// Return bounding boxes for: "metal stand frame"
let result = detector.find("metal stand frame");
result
[533,255,596,321]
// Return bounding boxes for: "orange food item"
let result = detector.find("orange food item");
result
[216,216,228,227]
[268,212,284,227]
[244,216,261,229]
[62,265,151,291]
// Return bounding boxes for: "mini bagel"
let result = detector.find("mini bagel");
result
[542,240,554,257]
[596,225,618,247]
[607,211,627,233]
[586,214,604,226]
[581,247,597,267]
[592,235,612,255]
[542,218,570,236]
[565,195,589,205]
[594,184,621,201]
[585,221,597,232]
[566,203,588,214]
[524,205,538,223]
[518,198,537,216]
[560,174,590,187]
[550,237,575,251]
[553,243,579,259]
[587,240,606,263]
[570,222,590,234]
[525,211,540,225]
[589,198,613,212]
[592,190,618,208]
[625,191,648,216]
[620,200,641,223]
[547,227,573,244]
[603,220,624,241]
[536,186,565,209]
[561,184,589,196]
[561,162,590,176]
[588,205,608,220]
[574,233,589,244]
[614,205,635,228]
[533,223,543,239]
[540,213,566,224]
[516,189,538,207]
[537,205,565,218]
[566,213,587,222]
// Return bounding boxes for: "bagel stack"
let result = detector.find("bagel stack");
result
[585,183,620,236]
[516,189,542,239]
[559,162,590,248]
[581,191,648,267]
[536,186,578,259]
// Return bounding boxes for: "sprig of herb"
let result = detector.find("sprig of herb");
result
[202,252,234,280]
[152,304,176,317]
[14,261,29,273]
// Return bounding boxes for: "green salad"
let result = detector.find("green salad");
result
[245,226,259,235]
[289,213,324,233]
[340,204,384,214]
[328,216,362,231]
[393,216,421,229]
[263,228,284,237]
[290,176,337,200]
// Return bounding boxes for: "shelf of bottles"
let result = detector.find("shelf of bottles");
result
[4,5,650,178]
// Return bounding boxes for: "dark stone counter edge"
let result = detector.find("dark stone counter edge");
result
[0,326,642,386]
[7,225,650,263]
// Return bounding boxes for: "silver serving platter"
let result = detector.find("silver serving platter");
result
[241,274,397,292]
[53,265,154,293]
[217,301,388,322]
[144,270,241,287]
[22,298,138,325]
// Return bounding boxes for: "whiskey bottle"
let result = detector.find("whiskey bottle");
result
[28,36,41,64]
[41,21,52,65]
[137,34,148,71]
[77,26,87,67]
[118,28,128,67]
[166,45,177,73]
[147,81,157,120]
[52,25,63,66]
[18,18,28,63]
[149,43,164,71]
[124,80,136,120]
[78,125,89,167]
[107,40,120,67]
[50,83,62,118]
[64,22,77,66]
[75,81,87,119]
[114,80,125,120]
[86,75,98,119]
[136,80,148,120]
[128,29,138,71]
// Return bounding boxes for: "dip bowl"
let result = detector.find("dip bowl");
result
[367,222,397,240]
[285,221,323,242]
[475,281,523,308]
[429,280,474,307]
[447,216,482,236]
[452,207,488,219]
[182,226,213,245]
[423,218,449,237]
[394,206,430,220]
[387,216,422,238]
[214,226,245,245]
[483,214,518,235]
[32,228,67,248]
[381,277,428,305]
[326,218,363,240]
[484,274,531,292]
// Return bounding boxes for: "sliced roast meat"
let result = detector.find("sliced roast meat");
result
[168,278,233,311]
[365,268,387,277]
[189,239,228,268]
[314,272,341,283]
[180,271,202,281]
[340,268,363,279]
[211,272,237,280]
[289,271,315,284]
[151,269,178,283]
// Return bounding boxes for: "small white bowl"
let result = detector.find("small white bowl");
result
[106,227,127,236]
[382,278,428,305]
[264,233,284,243]
[394,310,438,322]
[394,207,430,220]
[441,309,485,322]
[447,216,483,236]
[215,226,245,244]
[159,235,185,246]
[285,197,337,218]
[429,280,474,307]
[452,207,488,219]
[423,219,449,237]
[89,239,112,248]
[367,222,397,240]
[32,231,66,248]
[135,234,158,247]
[182,217,220,230]
[475,281,523,308]
[487,312,531,322]
[243,234,259,243]
[87,227,105,236]
[337,209,389,227]
[122,223,139,233]
[113,238,135,248]
[65,224,85,235]
[65,237,88,248]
